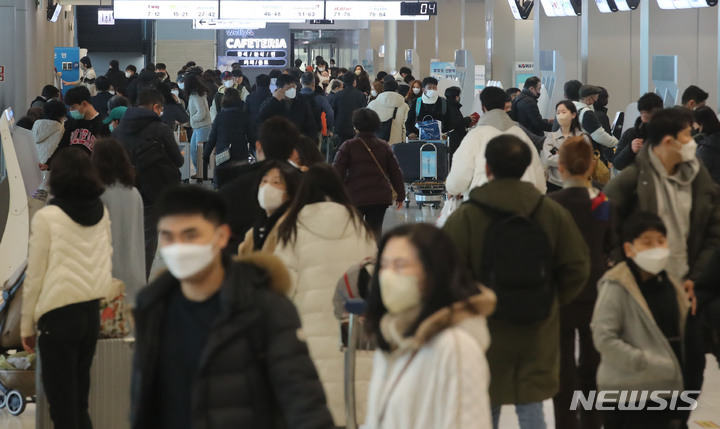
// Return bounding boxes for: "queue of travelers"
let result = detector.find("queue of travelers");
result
[18,54,720,429]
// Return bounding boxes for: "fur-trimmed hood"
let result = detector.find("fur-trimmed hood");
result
[233,252,291,295]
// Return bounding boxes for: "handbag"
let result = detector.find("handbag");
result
[99,278,131,338]
[417,115,443,141]
[359,137,398,201]
[591,150,611,185]
[215,147,231,166]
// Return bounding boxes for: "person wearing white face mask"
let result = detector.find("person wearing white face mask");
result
[363,224,496,429]
[591,212,689,428]
[238,161,301,256]
[211,70,249,122]
[258,73,319,140]
[604,108,720,419]
[405,77,448,140]
[131,185,335,429]
[542,100,589,191]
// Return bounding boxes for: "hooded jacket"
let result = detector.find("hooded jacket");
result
[32,119,64,164]
[446,109,547,197]
[591,262,688,394]
[330,86,368,139]
[697,131,720,186]
[258,96,318,140]
[127,69,160,105]
[22,202,113,337]
[333,132,406,207]
[367,92,410,145]
[274,202,377,425]
[604,143,720,282]
[443,179,590,404]
[113,107,184,205]
[364,290,497,429]
[204,100,250,165]
[131,253,335,429]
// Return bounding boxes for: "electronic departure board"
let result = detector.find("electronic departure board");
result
[114,0,218,19]
[400,1,437,15]
[323,1,430,20]
[220,1,324,20]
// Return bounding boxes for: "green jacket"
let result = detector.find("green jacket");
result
[443,179,590,405]
[604,144,720,281]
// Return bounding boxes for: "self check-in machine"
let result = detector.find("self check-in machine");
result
[538,50,566,120]
[652,55,679,108]
[454,50,476,117]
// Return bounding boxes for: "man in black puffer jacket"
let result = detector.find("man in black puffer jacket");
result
[131,186,334,429]
[511,76,554,136]
[113,88,184,278]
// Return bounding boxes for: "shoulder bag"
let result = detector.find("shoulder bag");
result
[359,137,398,201]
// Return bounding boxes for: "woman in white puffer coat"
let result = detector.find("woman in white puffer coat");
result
[274,164,377,426]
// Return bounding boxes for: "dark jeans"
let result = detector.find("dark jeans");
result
[679,313,705,427]
[38,300,100,429]
[602,407,681,429]
[553,302,603,429]
[358,204,388,242]
[144,204,158,280]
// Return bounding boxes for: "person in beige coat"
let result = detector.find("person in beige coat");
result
[275,164,377,426]
[22,148,114,429]
[367,79,409,145]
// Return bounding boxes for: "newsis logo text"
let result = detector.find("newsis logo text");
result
[570,390,701,411]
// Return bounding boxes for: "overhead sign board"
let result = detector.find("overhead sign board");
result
[220,1,323,20]
[193,19,266,29]
[98,9,115,25]
[114,0,218,19]
[324,1,430,20]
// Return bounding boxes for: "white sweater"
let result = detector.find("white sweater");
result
[364,317,492,429]
[188,93,212,129]
[274,202,377,425]
[21,205,114,337]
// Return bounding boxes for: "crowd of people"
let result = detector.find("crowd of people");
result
[14,53,720,429]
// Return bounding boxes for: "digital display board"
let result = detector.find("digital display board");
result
[218,26,291,70]
[114,0,218,19]
[220,1,323,20]
[324,1,430,20]
[399,1,437,15]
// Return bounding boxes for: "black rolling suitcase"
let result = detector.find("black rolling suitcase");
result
[392,141,448,209]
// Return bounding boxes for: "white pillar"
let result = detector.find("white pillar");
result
[384,20,397,72]
[640,0,650,95]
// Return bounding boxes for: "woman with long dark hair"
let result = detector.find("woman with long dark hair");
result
[542,100,589,191]
[694,106,720,185]
[354,64,372,95]
[158,82,189,129]
[274,164,377,426]
[184,73,212,176]
[204,87,251,187]
[92,138,146,304]
[22,147,114,429]
[363,223,495,428]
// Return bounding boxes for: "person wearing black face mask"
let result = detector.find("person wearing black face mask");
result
[511,76,554,136]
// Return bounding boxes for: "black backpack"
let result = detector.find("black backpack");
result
[129,130,181,203]
[299,92,323,132]
[467,197,555,324]
[375,107,398,142]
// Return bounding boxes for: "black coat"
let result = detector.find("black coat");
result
[128,70,161,105]
[612,119,645,171]
[160,102,190,128]
[219,161,268,253]
[91,91,114,118]
[131,254,334,429]
[105,67,128,94]
[511,88,552,136]
[445,99,472,155]
[697,132,720,186]
[245,86,272,143]
[258,96,318,139]
[204,101,251,164]
[113,107,184,205]
[405,97,448,137]
[329,87,367,139]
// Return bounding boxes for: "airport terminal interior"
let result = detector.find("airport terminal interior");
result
[2,0,720,427]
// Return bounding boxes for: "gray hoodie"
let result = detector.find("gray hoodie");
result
[591,262,688,395]
[32,119,64,164]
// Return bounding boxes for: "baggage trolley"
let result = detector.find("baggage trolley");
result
[0,262,35,416]
[392,140,449,209]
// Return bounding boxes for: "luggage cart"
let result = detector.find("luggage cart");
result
[0,262,34,416]
[392,140,449,209]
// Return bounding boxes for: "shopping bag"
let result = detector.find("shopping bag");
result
[99,279,131,338]
[417,115,442,141]
[436,196,462,228]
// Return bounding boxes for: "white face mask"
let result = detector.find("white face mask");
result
[355,70,362,76]
[412,87,421,95]
[178,82,185,90]
[258,183,286,212]
[224,80,234,89]
[318,67,325,72]
[425,89,437,98]
[379,270,422,314]
[632,246,670,275]
[171,90,180,97]
[285,87,297,99]
[371,90,378,97]
[673,138,698,162]
[556,112,572,125]
[125,72,132,78]
[160,240,217,280]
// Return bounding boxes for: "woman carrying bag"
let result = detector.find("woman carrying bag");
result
[333,108,405,240]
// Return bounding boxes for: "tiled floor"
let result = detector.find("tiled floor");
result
[4,204,719,428]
